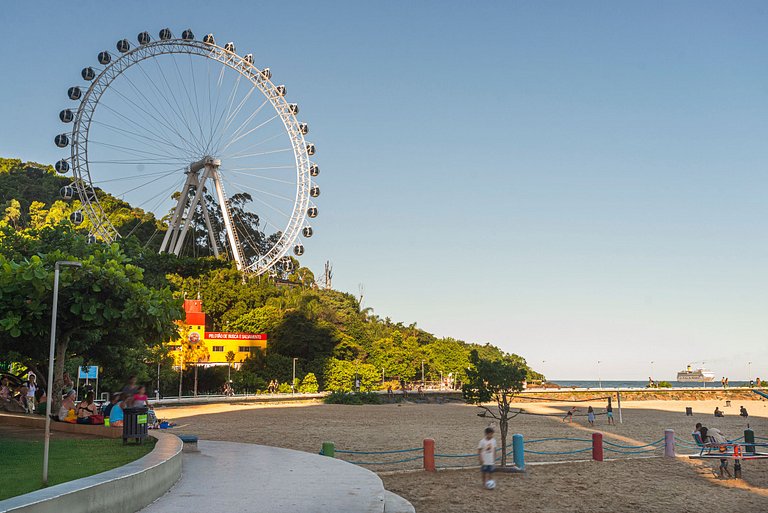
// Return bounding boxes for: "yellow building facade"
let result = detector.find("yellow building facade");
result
[168,300,266,367]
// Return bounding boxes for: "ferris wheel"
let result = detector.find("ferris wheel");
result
[53,27,320,275]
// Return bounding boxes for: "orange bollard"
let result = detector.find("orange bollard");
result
[592,432,603,462]
[423,438,436,472]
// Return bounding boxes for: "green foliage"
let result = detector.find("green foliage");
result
[657,381,673,388]
[277,382,293,393]
[323,358,381,392]
[299,372,319,393]
[323,391,382,405]
[0,225,182,408]
[232,370,267,393]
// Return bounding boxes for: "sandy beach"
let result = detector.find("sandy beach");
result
[156,397,768,512]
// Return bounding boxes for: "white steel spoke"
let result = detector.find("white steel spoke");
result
[220,114,281,152]
[227,148,293,160]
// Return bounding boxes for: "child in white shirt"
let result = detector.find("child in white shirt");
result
[478,426,497,488]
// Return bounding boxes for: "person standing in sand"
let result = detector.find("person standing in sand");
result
[563,406,577,423]
[478,427,496,488]
[587,406,595,427]
[606,402,614,425]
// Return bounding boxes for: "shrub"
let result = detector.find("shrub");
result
[299,373,319,393]
[657,381,673,388]
[323,391,382,405]
[277,382,293,394]
[381,379,401,391]
[323,358,381,392]
[232,370,266,393]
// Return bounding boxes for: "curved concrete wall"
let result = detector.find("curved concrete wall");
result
[0,432,182,513]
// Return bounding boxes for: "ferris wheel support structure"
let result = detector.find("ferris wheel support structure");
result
[159,156,246,270]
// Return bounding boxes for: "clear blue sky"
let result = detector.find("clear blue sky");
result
[2,2,767,380]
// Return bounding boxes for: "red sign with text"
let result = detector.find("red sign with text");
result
[204,332,267,341]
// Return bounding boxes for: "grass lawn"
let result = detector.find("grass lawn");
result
[0,437,155,501]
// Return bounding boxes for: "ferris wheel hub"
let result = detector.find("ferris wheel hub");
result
[188,156,221,174]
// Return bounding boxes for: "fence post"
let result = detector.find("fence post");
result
[512,433,525,469]
[423,438,435,472]
[744,428,755,455]
[664,429,675,457]
[592,432,603,462]
[321,441,335,458]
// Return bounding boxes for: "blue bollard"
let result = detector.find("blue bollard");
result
[512,433,525,469]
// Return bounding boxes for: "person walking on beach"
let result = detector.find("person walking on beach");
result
[606,402,614,425]
[478,427,496,488]
[586,406,596,427]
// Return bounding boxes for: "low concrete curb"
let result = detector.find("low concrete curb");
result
[0,432,182,513]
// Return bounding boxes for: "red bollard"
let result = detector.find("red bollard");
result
[592,432,603,462]
[423,438,436,472]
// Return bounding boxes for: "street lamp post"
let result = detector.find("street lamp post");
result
[43,260,82,486]
[650,361,655,387]
[421,360,425,386]
[597,360,602,390]
[292,358,298,393]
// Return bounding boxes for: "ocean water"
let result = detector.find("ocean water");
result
[546,380,746,389]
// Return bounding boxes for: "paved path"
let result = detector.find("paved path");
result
[141,440,410,513]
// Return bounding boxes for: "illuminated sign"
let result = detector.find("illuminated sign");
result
[204,332,267,341]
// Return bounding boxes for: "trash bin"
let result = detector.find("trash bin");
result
[122,406,149,444]
[685,407,693,416]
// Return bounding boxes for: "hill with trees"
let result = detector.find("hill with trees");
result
[0,157,542,398]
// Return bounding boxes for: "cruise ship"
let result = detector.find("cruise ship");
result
[676,365,716,382]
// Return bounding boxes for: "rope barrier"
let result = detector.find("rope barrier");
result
[332,429,723,468]
[524,447,593,455]
[603,438,665,449]
[525,437,592,444]
[340,455,423,465]
[335,447,422,455]
[604,446,659,454]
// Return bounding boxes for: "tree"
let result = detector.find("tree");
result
[3,199,21,229]
[0,229,182,411]
[225,350,236,382]
[462,350,527,467]
[299,372,319,393]
[174,323,210,396]
[323,358,379,392]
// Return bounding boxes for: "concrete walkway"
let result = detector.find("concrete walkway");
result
[141,440,413,513]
